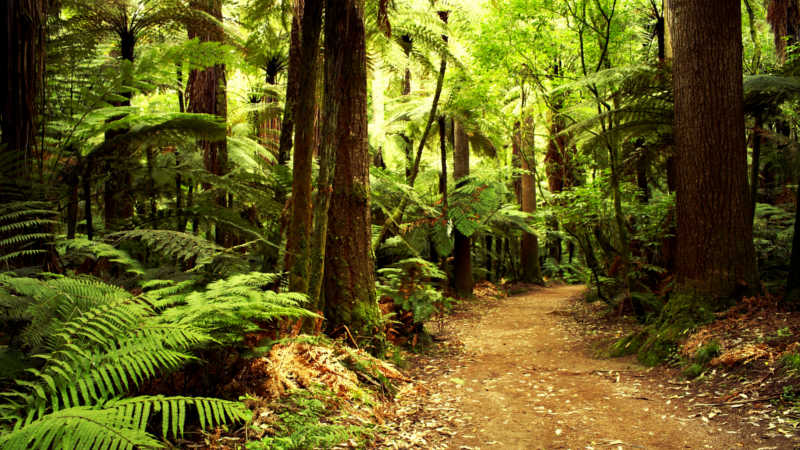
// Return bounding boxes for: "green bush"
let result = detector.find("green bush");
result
[377,258,455,325]
[248,388,375,450]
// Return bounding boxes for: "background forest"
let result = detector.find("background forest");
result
[1,0,799,447]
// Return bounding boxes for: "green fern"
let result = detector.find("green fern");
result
[0,272,256,448]
[0,395,251,450]
[157,272,318,345]
[0,202,58,265]
[109,229,245,273]
[58,239,145,276]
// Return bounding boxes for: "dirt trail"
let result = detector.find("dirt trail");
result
[382,285,758,449]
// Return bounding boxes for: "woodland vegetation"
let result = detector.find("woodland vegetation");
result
[1,0,799,447]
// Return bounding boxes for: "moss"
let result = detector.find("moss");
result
[683,363,704,379]
[610,292,717,366]
[609,332,647,357]
[694,341,720,366]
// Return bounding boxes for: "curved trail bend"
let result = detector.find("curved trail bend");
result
[388,285,752,449]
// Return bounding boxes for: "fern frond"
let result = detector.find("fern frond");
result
[109,229,232,272]
[105,395,251,438]
[0,406,161,450]
[58,239,145,276]
[159,272,317,344]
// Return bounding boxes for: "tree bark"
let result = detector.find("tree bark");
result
[672,0,759,297]
[103,31,136,231]
[766,0,800,63]
[187,0,230,246]
[453,120,473,297]
[1,0,46,192]
[277,5,302,166]
[285,0,323,294]
[517,119,543,284]
[322,0,381,339]
[750,115,763,224]
[786,184,800,301]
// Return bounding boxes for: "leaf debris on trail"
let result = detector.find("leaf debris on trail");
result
[373,285,796,449]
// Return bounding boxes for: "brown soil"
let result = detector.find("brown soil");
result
[375,285,794,449]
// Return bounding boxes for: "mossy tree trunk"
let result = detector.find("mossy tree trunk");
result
[322,0,381,339]
[187,0,230,246]
[672,0,759,297]
[285,0,323,294]
[453,120,473,297]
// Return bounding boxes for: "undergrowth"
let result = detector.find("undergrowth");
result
[683,341,721,379]
[247,388,377,450]
[610,292,717,366]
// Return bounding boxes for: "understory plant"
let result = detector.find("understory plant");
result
[377,257,455,342]
[0,265,315,448]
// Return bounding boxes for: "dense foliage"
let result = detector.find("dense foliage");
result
[1,0,798,447]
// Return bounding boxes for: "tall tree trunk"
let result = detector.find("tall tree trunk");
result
[453,120,473,297]
[743,0,762,73]
[439,115,448,210]
[1,0,46,193]
[400,35,414,182]
[544,66,572,263]
[767,0,800,63]
[786,184,800,302]
[322,0,381,339]
[485,235,493,281]
[277,5,302,167]
[103,32,136,231]
[176,66,186,231]
[672,0,759,297]
[750,115,763,224]
[187,0,230,246]
[517,118,543,284]
[285,0,323,294]
[66,166,79,239]
[83,156,94,240]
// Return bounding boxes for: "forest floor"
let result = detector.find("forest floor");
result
[372,284,799,449]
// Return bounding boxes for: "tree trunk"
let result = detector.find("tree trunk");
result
[176,66,186,231]
[322,0,381,339]
[766,0,800,63]
[83,156,94,240]
[187,0,230,246]
[1,0,46,192]
[786,184,800,302]
[66,167,79,239]
[400,36,414,182]
[515,120,543,284]
[750,115,763,224]
[672,0,759,297]
[485,235,493,281]
[453,120,473,297]
[285,0,323,294]
[103,32,136,231]
[277,5,302,167]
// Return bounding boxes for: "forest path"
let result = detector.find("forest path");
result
[380,285,752,449]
